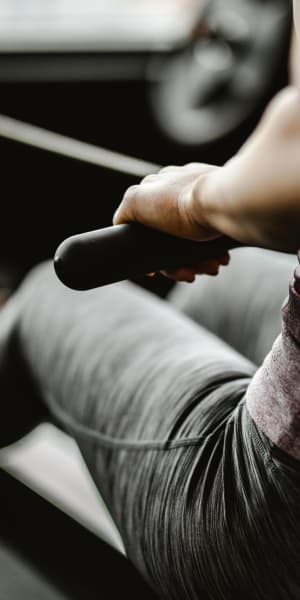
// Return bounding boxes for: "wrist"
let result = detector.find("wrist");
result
[190,166,234,238]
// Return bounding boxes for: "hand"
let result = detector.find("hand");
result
[113,163,229,282]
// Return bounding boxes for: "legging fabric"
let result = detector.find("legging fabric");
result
[0,248,299,600]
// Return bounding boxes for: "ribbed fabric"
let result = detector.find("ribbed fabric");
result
[170,248,295,366]
[0,250,299,599]
[247,259,300,460]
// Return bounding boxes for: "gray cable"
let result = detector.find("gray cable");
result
[0,113,160,178]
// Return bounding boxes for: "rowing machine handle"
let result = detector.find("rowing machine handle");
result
[54,224,242,290]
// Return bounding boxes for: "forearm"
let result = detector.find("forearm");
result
[194,86,300,252]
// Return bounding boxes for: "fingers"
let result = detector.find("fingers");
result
[113,169,172,225]
[159,253,230,283]
[160,268,198,283]
[113,169,167,225]
[142,174,161,184]
[113,163,216,227]
[113,184,139,225]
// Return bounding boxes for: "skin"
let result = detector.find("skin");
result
[114,3,300,282]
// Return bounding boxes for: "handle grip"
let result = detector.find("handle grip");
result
[54,224,242,290]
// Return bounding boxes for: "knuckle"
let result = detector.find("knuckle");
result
[184,162,200,169]
[123,184,139,203]
[142,174,158,184]
[159,165,177,174]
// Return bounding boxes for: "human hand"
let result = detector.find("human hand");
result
[113,163,229,282]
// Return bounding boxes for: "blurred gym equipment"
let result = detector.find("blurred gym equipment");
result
[0,0,292,166]
[149,0,292,146]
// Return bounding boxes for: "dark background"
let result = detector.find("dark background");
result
[0,0,292,290]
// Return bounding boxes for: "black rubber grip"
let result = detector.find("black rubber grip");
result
[54,224,242,290]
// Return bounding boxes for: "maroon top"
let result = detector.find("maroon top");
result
[246,253,300,460]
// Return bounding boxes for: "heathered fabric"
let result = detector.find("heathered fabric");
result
[169,247,295,366]
[0,251,299,599]
[246,255,300,460]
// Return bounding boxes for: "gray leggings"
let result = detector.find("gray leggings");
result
[0,248,299,600]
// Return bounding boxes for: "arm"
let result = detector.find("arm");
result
[200,0,300,254]
[114,5,300,275]
[200,3,300,253]
[196,85,300,253]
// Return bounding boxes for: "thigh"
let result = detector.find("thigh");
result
[2,262,300,599]
[11,261,254,449]
[169,248,296,365]
[7,263,252,590]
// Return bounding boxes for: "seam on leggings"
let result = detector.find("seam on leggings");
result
[45,383,248,452]
[46,392,206,451]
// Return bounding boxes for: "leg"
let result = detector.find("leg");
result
[169,248,297,364]
[0,262,299,599]
[0,261,253,450]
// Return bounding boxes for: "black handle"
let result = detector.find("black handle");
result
[54,224,243,290]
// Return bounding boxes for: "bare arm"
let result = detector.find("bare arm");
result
[196,85,300,253]
[198,0,300,253]
[114,5,300,278]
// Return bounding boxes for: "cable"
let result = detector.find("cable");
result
[0,113,160,178]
